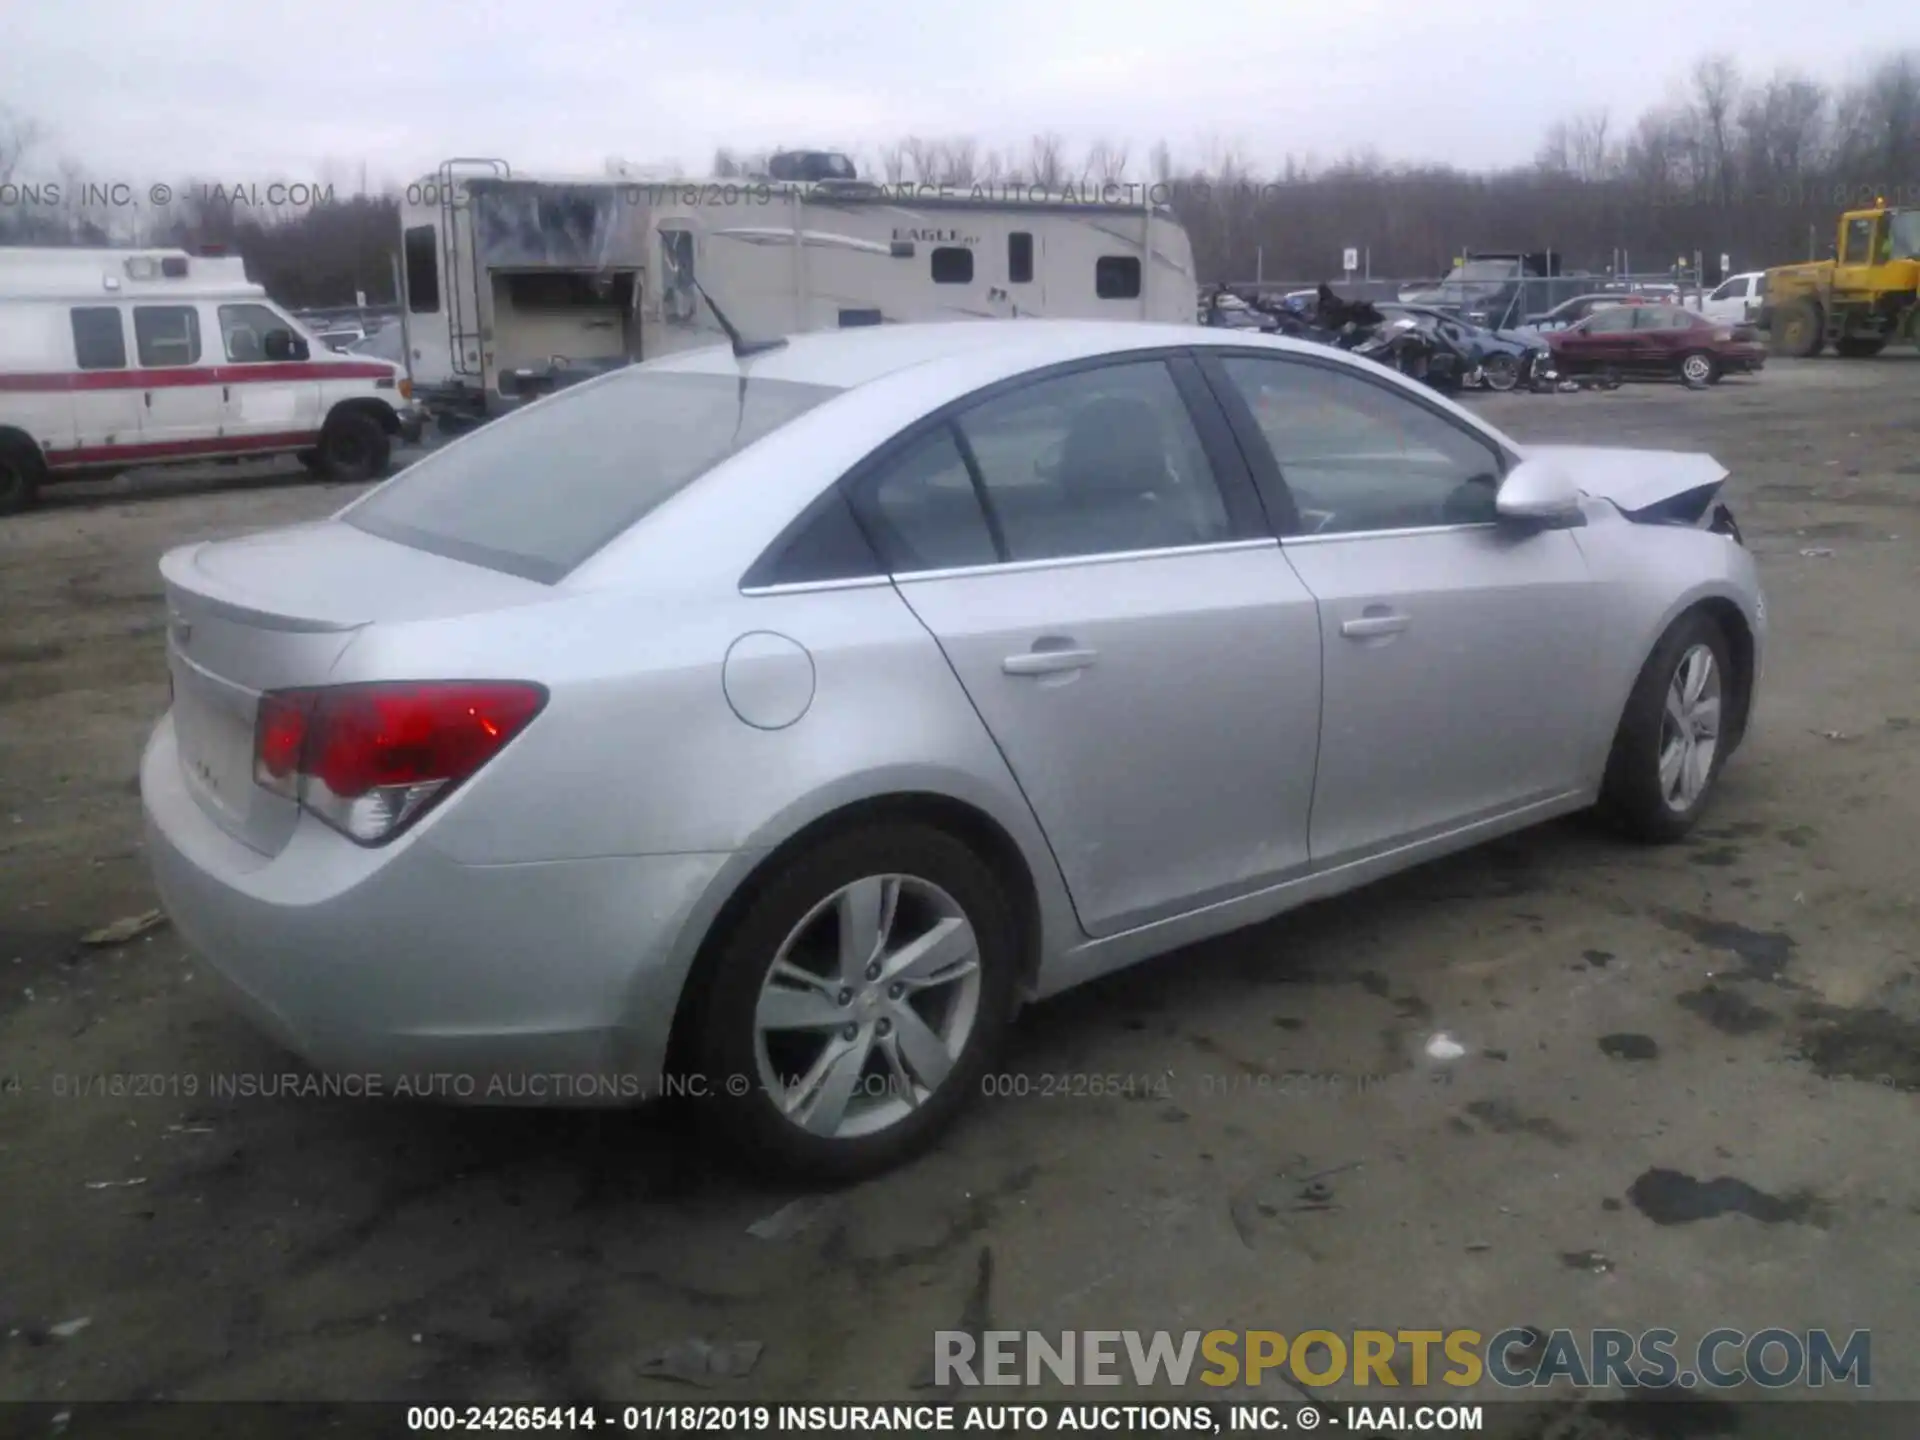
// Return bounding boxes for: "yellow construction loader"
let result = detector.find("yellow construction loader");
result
[1761,204,1920,357]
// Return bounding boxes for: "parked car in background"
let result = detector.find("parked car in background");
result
[1699,272,1768,327]
[140,320,1764,1179]
[1377,304,1553,390]
[1517,293,1658,335]
[1548,304,1766,385]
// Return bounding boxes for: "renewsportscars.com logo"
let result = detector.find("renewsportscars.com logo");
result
[932,1328,1872,1391]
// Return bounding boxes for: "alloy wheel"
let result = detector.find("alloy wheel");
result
[1658,643,1721,812]
[753,874,982,1140]
[1682,353,1714,384]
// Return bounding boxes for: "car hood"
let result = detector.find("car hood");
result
[1521,445,1728,518]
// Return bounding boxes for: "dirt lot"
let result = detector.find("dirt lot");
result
[2,361,1917,1432]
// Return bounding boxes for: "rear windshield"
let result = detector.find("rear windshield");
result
[346,369,843,582]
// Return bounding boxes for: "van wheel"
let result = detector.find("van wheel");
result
[315,411,390,484]
[0,436,46,516]
[689,821,1020,1182]
[296,449,323,474]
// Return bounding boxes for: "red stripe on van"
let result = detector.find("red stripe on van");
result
[0,361,394,393]
[43,430,323,469]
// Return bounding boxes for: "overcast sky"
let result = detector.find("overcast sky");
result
[1,0,1901,189]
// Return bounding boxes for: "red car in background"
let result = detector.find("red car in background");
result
[1547,303,1767,385]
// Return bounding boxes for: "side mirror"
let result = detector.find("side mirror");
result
[263,329,295,361]
[1496,458,1582,526]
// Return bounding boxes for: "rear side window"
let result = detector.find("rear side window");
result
[346,370,842,583]
[850,427,998,573]
[70,307,127,370]
[133,306,201,366]
[404,225,440,313]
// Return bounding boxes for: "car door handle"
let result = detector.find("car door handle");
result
[1003,647,1098,676]
[1341,612,1410,639]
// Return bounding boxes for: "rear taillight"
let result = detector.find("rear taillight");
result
[1713,328,1733,342]
[252,681,546,845]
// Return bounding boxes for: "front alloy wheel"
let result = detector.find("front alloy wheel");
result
[1657,644,1722,813]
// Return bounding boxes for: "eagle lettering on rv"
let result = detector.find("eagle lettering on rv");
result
[891,228,976,245]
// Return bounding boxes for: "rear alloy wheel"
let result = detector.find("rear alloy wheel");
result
[0,436,46,516]
[1599,611,1734,843]
[1481,353,1521,391]
[1679,350,1719,387]
[692,823,1018,1181]
[315,410,391,484]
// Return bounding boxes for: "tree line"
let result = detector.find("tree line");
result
[2,47,1915,305]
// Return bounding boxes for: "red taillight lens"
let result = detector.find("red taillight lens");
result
[251,681,546,845]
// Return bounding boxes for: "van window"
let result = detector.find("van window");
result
[218,303,291,363]
[931,247,973,284]
[1095,256,1142,299]
[404,226,440,314]
[133,306,202,367]
[70,307,128,370]
[1008,232,1034,284]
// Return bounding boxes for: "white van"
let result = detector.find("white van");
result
[0,246,425,514]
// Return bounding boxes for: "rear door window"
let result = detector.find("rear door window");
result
[70,307,128,370]
[345,369,842,582]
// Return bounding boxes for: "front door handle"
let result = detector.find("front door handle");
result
[1003,647,1098,676]
[1341,612,1410,639]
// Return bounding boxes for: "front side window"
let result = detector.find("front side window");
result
[70,307,127,370]
[1217,355,1504,535]
[1842,216,1875,265]
[133,306,202,366]
[217,303,292,363]
[950,360,1233,562]
[346,369,842,582]
[1583,308,1635,334]
[1709,278,1745,302]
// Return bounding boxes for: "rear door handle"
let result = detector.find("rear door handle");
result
[1003,648,1098,676]
[1341,612,1410,639]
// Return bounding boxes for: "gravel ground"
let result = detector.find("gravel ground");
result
[1,359,1916,1435]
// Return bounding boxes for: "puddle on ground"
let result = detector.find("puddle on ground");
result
[1797,1005,1920,1091]
[1626,1168,1824,1226]
[1598,1033,1660,1060]
[1656,910,1797,982]
[1677,985,1779,1036]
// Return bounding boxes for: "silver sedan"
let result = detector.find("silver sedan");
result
[141,320,1766,1179]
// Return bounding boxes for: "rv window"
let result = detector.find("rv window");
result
[70,307,128,370]
[502,273,619,310]
[344,370,843,583]
[1008,232,1034,285]
[217,303,290,363]
[839,309,884,327]
[1095,256,1141,300]
[133,306,201,367]
[404,225,440,314]
[931,247,973,285]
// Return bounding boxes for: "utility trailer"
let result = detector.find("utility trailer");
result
[396,153,1199,426]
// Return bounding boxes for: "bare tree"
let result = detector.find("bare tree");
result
[935,137,979,186]
[899,135,940,185]
[1691,55,1742,204]
[1080,138,1130,189]
[876,142,908,186]
[1027,132,1067,191]
[711,147,741,178]
[1739,72,1830,186]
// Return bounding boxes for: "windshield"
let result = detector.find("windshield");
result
[1891,211,1920,260]
[346,369,843,582]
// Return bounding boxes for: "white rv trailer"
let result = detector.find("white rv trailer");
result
[396,155,1198,423]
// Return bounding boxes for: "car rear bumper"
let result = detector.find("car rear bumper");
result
[140,714,731,1105]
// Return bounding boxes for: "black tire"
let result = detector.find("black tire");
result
[689,821,1021,1183]
[0,435,45,516]
[1770,300,1823,358]
[296,448,324,474]
[1598,611,1736,843]
[1678,350,1720,387]
[1834,337,1885,359]
[315,410,390,484]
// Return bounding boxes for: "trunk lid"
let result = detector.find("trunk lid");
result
[160,521,552,856]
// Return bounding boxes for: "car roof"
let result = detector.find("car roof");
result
[641,320,1343,392]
